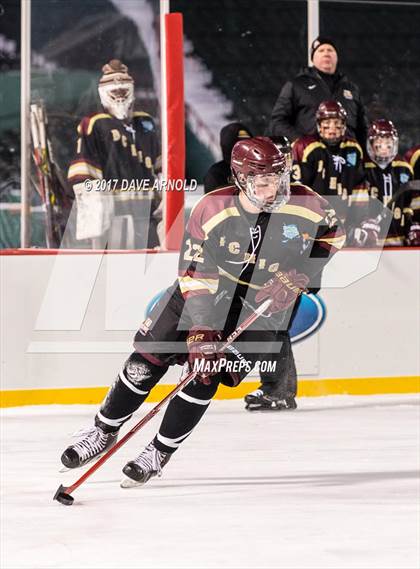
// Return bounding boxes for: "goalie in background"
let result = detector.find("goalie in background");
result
[67,59,161,249]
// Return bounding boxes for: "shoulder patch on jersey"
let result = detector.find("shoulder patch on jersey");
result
[340,139,363,157]
[134,112,155,131]
[346,151,357,166]
[392,159,414,176]
[282,223,300,241]
[142,120,155,132]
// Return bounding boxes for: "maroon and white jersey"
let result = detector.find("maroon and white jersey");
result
[177,184,345,327]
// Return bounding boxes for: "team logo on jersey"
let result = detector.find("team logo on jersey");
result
[343,89,353,99]
[282,224,300,240]
[141,119,155,132]
[289,293,326,343]
[346,152,357,166]
[399,173,410,184]
[332,155,346,173]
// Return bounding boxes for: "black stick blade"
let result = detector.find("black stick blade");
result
[53,484,74,506]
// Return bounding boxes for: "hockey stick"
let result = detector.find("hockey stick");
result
[53,298,273,505]
[30,104,53,248]
[30,102,58,247]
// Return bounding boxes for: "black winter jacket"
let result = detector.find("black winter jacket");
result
[267,66,368,146]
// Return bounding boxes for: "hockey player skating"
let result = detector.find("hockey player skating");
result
[60,137,345,487]
[204,126,299,411]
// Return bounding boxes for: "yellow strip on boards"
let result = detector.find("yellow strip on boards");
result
[1,376,419,408]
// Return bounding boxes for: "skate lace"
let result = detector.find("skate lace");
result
[71,426,109,461]
[133,443,166,477]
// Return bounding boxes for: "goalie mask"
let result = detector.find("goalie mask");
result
[231,136,291,212]
[367,119,398,169]
[316,100,347,145]
[98,59,134,120]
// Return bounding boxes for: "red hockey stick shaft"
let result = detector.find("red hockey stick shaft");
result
[55,298,272,501]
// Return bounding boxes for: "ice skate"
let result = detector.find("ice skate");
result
[244,387,297,411]
[121,441,171,488]
[60,424,118,470]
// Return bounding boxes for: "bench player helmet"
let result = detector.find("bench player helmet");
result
[367,119,398,169]
[316,100,347,145]
[98,59,134,120]
[231,136,291,212]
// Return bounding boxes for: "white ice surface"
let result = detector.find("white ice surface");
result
[1,394,419,569]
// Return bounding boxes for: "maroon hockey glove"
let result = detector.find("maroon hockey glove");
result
[186,326,222,385]
[255,269,309,313]
[406,222,420,246]
[352,218,381,247]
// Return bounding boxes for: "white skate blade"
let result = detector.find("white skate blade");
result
[120,476,145,489]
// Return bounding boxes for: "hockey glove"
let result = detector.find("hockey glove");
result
[406,222,420,246]
[255,269,309,313]
[186,326,222,385]
[352,218,380,247]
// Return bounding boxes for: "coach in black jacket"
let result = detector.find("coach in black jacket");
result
[203,122,252,193]
[268,36,368,146]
